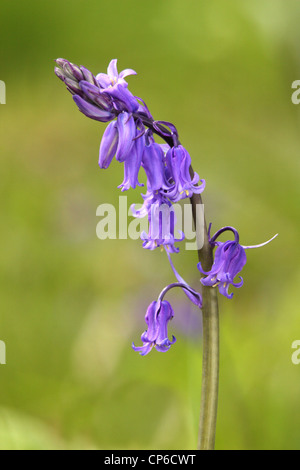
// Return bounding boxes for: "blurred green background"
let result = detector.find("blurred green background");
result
[0,0,299,450]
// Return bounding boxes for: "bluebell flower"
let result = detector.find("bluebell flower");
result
[98,121,119,169]
[118,124,145,191]
[95,60,139,113]
[132,300,176,355]
[96,59,137,89]
[115,112,136,162]
[132,261,202,355]
[141,132,172,192]
[198,225,278,299]
[99,111,136,168]
[129,130,206,252]
[165,145,205,202]
[131,191,184,252]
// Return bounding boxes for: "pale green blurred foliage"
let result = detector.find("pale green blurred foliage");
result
[0,0,299,449]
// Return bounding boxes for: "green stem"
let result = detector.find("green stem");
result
[197,285,219,449]
[190,184,219,451]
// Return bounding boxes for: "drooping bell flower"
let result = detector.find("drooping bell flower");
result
[141,131,172,192]
[99,112,137,169]
[118,125,145,191]
[140,198,183,252]
[131,191,184,252]
[98,121,119,169]
[198,225,278,299]
[132,300,176,355]
[115,112,136,162]
[165,145,206,201]
[132,271,202,356]
[150,121,206,202]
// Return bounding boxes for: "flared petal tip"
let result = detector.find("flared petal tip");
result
[132,342,152,356]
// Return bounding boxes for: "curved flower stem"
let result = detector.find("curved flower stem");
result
[140,114,219,450]
[190,178,219,451]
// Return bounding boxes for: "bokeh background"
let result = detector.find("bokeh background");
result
[0,0,299,450]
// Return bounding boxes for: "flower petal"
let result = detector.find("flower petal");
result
[99,121,119,169]
[107,84,139,113]
[115,112,136,162]
[142,142,170,191]
[96,73,112,89]
[132,342,153,356]
[107,59,118,80]
[119,68,137,79]
[118,133,144,191]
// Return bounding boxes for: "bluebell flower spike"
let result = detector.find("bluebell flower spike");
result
[55,58,277,358]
